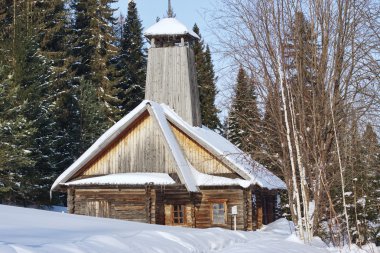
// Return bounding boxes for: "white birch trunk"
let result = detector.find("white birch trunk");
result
[329,97,352,248]
[287,86,312,243]
[277,54,305,241]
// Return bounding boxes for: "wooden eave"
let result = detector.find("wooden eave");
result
[165,116,252,181]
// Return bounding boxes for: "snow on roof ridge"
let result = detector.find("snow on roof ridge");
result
[148,101,199,192]
[51,100,285,196]
[160,103,287,190]
[63,173,176,186]
[144,18,200,39]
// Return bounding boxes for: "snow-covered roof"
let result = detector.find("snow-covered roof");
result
[162,104,287,190]
[148,102,198,192]
[51,100,286,194]
[144,18,200,39]
[190,164,251,188]
[64,173,176,186]
[51,102,149,193]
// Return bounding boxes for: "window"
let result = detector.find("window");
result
[173,205,185,225]
[211,201,227,225]
[86,200,110,218]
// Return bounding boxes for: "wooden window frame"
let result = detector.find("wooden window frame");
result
[171,204,186,225]
[210,199,227,225]
[86,200,110,218]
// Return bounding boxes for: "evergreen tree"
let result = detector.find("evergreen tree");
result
[114,0,146,116]
[78,79,109,150]
[261,89,284,176]
[114,14,125,46]
[0,0,53,205]
[227,67,261,155]
[42,0,81,171]
[70,0,120,151]
[35,0,80,204]
[344,123,380,245]
[0,77,37,204]
[357,124,380,243]
[0,0,13,75]
[192,24,220,130]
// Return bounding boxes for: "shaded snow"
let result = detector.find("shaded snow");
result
[64,173,176,186]
[0,205,379,253]
[1,205,375,253]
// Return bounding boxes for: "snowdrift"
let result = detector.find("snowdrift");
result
[0,205,377,253]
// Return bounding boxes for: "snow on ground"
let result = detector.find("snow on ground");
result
[0,205,378,253]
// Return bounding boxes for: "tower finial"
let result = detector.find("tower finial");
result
[166,0,176,18]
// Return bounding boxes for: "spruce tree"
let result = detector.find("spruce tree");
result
[70,0,120,151]
[0,0,53,205]
[261,89,283,176]
[345,123,380,244]
[227,67,261,155]
[0,0,13,75]
[35,0,80,204]
[115,0,146,116]
[193,24,220,130]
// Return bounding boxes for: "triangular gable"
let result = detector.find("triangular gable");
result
[162,105,251,181]
[52,100,285,194]
[170,124,238,176]
[80,112,177,177]
[161,104,286,190]
[51,101,199,193]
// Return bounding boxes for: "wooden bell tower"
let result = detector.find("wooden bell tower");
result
[144,14,202,127]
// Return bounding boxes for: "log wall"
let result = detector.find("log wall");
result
[68,185,275,231]
[71,187,156,223]
[195,188,252,231]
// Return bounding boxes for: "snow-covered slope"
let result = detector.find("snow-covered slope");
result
[1,205,376,253]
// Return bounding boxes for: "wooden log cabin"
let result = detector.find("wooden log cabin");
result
[51,16,286,231]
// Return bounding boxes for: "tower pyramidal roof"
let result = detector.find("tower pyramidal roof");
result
[145,0,199,40]
[144,18,200,39]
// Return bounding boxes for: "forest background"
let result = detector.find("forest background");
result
[0,0,379,248]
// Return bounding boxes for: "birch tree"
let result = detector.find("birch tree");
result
[212,0,380,245]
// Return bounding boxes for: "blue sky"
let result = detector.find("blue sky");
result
[113,0,216,42]
[113,0,231,117]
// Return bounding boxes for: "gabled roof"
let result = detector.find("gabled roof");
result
[144,18,200,39]
[51,100,198,193]
[162,104,286,190]
[51,100,286,194]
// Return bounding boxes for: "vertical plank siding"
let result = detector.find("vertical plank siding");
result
[145,46,202,127]
[170,124,235,175]
[82,114,177,176]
